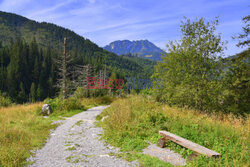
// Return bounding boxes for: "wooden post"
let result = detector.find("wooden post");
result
[158,137,167,148]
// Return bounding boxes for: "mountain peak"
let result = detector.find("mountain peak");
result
[104,40,163,61]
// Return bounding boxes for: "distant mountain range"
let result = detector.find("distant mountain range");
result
[104,40,164,61]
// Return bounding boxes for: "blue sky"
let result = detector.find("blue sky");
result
[0,0,249,56]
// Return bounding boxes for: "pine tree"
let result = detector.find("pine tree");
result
[18,82,26,103]
[30,82,36,103]
[36,84,42,101]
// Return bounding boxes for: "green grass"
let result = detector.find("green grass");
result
[65,146,76,151]
[75,120,83,126]
[0,96,115,167]
[66,155,88,163]
[44,96,115,120]
[98,96,249,167]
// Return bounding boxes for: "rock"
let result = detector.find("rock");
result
[41,104,52,115]
[101,116,109,122]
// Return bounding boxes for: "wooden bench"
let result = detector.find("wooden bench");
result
[159,131,221,157]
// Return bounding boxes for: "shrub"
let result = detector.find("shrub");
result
[44,97,61,111]
[0,93,12,107]
[97,96,114,104]
[61,97,85,111]
[73,87,88,99]
[44,97,85,112]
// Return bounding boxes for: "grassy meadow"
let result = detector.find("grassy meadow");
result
[0,96,114,167]
[1,95,248,166]
[98,96,249,167]
[0,103,55,166]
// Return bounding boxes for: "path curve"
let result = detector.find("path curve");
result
[28,106,138,167]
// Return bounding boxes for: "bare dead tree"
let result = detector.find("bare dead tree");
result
[103,65,107,85]
[73,64,108,97]
[74,64,93,88]
[56,37,73,99]
[84,64,93,87]
[97,65,107,84]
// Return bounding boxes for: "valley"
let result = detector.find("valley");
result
[0,4,249,167]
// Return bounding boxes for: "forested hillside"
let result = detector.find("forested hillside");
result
[0,11,156,103]
[0,11,98,50]
[0,11,155,76]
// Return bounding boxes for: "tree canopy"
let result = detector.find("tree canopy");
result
[152,17,249,115]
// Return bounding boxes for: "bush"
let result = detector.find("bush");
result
[44,97,85,112]
[44,97,61,111]
[61,97,85,111]
[73,87,88,99]
[0,93,12,107]
[97,96,114,104]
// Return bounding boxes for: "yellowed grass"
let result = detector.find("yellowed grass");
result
[162,105,250,138]
[0,103,56,166]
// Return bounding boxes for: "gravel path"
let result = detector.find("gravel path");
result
[28,106,138,167]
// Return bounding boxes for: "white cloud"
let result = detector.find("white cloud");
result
[26,0,75,20]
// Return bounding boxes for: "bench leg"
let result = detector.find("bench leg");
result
[158,137,166,148]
